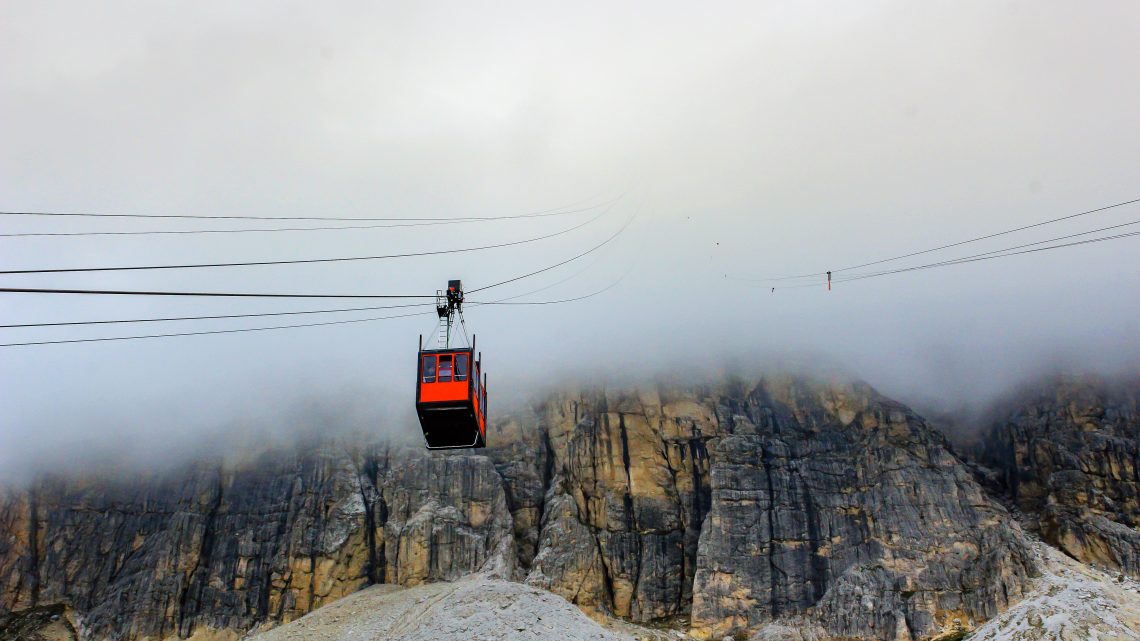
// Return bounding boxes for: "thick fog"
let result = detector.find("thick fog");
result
[2,1,1138,480]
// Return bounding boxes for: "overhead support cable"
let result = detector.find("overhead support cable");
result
[0,197,623,238]
[0,193,623,223]
[832,217,1140,281]
[763,226,1140,291]
[469,272,629,306]
[0,213,636,337]
[484,253,608,303]
[0,205,616,275]
[0,287,434,299]
[468,212,637,293]
[834,196,1140,273]
[0,218,553,238]
[744,196,1140,282]
[0,302,435,329]
[0,268,632,348]
[0,310,435,348]
[0,212,635,300]
[834,229,1140,284]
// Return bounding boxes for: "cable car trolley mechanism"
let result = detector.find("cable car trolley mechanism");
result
[416,280,488,449]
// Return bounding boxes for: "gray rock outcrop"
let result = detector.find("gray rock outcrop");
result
[0,442,513,640]
[975,375,1140,577]
[487,378,1035,640]
[690,380,1033,640]
[0,374,1047,640]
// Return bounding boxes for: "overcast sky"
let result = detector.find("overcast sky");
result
[2,1,1138,478]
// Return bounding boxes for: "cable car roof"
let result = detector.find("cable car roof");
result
[419,346,475,354]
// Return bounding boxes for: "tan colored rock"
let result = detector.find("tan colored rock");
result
[526,384,720,622]
[0,443,513,640]
[4,373,1106,641]
[976,375,1140,577]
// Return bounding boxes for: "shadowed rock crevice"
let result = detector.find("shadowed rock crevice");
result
[0,603,79,641]
[760,440,783,618]
[175,467,223,637]
[354,456,382,585]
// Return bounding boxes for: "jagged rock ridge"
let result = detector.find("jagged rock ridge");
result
[1,376,1039,641]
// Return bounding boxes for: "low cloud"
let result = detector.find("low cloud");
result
[2,1,1138,479]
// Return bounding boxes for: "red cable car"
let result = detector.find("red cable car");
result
[416,280,487,449]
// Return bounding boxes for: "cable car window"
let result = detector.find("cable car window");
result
[455,354,469,381]
[439,354,453,382]
[422,355,436,383]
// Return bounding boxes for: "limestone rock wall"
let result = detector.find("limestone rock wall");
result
[492,378,1036,641]
[0,444,513,640]
[689,380,1033,640]
[0,375,1063,641]
[521,387,717,622]
[976,375,1140,577]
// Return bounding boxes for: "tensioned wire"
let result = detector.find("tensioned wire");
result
[0,213,634,301]
[733,196,1140,283]
[0,192,621,223]
[0,201,619,275]
[0,216,638,346]
[0,195,624,237]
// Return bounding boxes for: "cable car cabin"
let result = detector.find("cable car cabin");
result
[416,346,487,449]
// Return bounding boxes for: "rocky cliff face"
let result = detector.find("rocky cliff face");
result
[519,387,716,625]
[975,375,1140,578]
[508,380,1035,640]
[0,443,514,640]
[691,380,1032,640]
[1,376,1041,641]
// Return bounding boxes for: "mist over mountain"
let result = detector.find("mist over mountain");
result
[3,1,1139,483]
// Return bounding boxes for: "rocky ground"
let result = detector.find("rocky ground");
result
[248,575,634,641]
[966,539,1140,641]
[243,537,1140,641]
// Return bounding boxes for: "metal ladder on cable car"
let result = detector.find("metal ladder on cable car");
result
[435,287,457,349]
[435,289,449,346]
[437,315,449,348]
